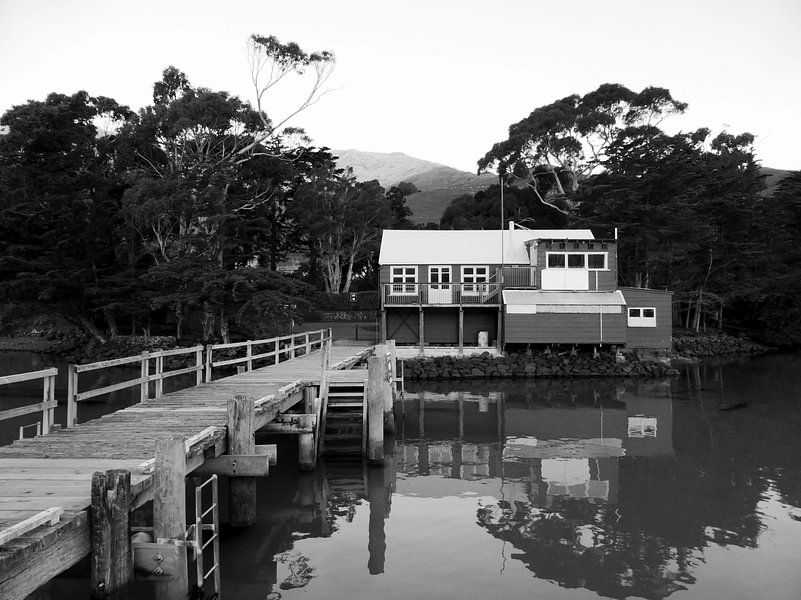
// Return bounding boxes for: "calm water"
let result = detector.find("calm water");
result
[10,351,801,600]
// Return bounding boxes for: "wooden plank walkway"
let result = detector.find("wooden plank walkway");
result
[0,342,372,599]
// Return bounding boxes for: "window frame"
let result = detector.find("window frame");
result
[628,307,657,327]
[461,265,489,294]
[546,252,608,271]
[390,265,418,295]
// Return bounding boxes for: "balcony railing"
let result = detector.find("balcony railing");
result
[498,266,537,287]
[382,283,502,306]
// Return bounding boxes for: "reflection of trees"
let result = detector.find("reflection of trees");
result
[477,498,693,599]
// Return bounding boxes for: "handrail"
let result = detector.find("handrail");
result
[0,367,58,440]
[66,346,204,427]
[205,329,330,382]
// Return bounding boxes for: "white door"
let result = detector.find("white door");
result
[428,266,452,304]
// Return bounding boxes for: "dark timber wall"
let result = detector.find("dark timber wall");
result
[423,308,459,344]
[463,310,498,346]
[620,287,673,349]
[505,311,627,345]
[387,308,419,344]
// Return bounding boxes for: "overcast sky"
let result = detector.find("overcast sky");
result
[1,0,799,172]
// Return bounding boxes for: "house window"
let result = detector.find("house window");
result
[462,265,489,293]
[547,252,607,270]
[628,307,656,327]
[587,253,607,270]
[390,266,417,294]
[567,254,585,268]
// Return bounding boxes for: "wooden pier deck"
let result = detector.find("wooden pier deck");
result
[0,341,372,600]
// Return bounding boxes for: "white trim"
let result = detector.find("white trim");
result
[546,251,608,271]
[390,265,418,295]
[628,307,657,327]
[461,265,489,295]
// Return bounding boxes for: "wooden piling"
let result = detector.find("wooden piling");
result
[227,394,257,527]
[153,436,188,598]
[298,413,316,472]
[90,469,132,599]
[367,356,384,465]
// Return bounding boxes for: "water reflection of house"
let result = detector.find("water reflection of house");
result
[395,383,685,599]
[396,384,673,506]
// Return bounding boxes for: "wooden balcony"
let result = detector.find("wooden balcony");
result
[382,283,502,307]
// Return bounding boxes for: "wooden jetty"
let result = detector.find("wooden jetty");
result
[0,334,399,600]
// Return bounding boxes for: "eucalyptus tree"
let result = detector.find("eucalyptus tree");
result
[478,84,687,214]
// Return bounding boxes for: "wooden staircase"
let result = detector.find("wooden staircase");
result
[320,377,367,456]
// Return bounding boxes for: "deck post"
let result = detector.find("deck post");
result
[227,394,257,527]
[246,340,253,371]
[380,310,387,343]
[67,363,77,428]
[496,308,503,353]
[196,347,203,385]
[140,352,150,402]
[153,436,188,598]
[205,345,214,382]
[42,373,53,434]
[458,308,464,353]
[367,356,385,465]
[90,469,132,599]
[418,308,425,354]
[154,353,164,399]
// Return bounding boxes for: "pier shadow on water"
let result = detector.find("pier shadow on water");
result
[25,352,801,600]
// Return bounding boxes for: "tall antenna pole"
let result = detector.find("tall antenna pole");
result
[500,173,505,279]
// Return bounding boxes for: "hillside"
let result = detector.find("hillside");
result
[333,149,496,224]
[334,149,794,226]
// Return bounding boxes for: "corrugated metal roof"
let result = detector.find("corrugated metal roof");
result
[503,290,626,305]
[379,229,595,265]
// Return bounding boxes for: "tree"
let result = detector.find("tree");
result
[0,91,134,339]
[478,84,687,214]
[386,181,418,228]
[293,169,390,293]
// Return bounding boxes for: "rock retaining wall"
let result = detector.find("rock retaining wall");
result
[673,332,768,358]
[403,351,679,380]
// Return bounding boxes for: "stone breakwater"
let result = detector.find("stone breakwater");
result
[673,332,769,358]
[403,351,679,380]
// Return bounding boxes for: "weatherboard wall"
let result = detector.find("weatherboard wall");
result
[619,287,673,349]
[532,240,618,291]
[504,311,627,345]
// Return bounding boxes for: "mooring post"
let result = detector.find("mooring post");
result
[367,355,384,465]
[90,469,132,599]
[153,436,188,599]
[297,414,316,472]
[375,344,395,435]
[228,394,257,526]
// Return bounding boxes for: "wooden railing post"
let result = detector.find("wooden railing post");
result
[196,347,203,385]
[205,345,213,383]
[42,373,53,435]
[90,469,132,599]
[154,352,164,399]
[67,364,77,428]
[228,394,256,527]
[246,340,253,371]
[305,332,311,355]
[139,351,150,402]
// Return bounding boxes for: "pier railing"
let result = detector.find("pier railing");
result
[66,346,204,427]
[0,368,58,438]
[205,329,332,382]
